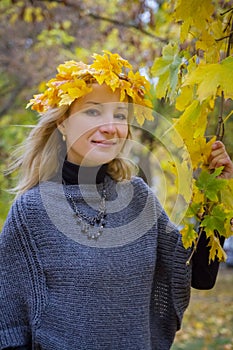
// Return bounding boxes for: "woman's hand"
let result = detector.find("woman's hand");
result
[208,141,233,179]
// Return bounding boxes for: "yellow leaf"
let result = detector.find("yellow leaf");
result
[180,224,198,249]
[207,235,227,263]
[35,7,44,22]
[179,20,190,43]
[24,7,33,23]
[10,13,19,24]
[174,0,215,36]
[175,86,194,111]
[192,181,205,205]
[62,20,71,30]
[183,57,233,101]
[196,31,215,52]
[174,159,193,202]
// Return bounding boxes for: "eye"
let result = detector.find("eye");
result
[84,108,101,117]
[114,113,127,121]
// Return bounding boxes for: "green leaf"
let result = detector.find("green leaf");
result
[151,42,182,101]
[201,204,227,235]
[196,168,227,201]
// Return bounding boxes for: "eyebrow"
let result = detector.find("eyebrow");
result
[84,101,128,110]
[84,101,102,106]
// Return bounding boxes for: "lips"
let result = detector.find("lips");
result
[91,140,117,145]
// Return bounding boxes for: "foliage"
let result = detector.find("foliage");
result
[26,51,153,124]
[150,0,233,262]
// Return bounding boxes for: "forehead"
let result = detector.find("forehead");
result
[70,83,129,112]
[84,84,122,102]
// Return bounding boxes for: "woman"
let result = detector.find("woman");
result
[1,51,233,350]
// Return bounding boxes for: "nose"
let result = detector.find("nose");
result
[98,118,117,135]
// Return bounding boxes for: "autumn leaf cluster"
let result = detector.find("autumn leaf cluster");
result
[150,0,233,262]
[26,51,153,125]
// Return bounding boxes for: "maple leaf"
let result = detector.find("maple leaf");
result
[173,100,205,137]
[173,159,193,203]
[180,223,198,249]
[196,168,227,202]
[175,86,194,111]
[151,42,182,101]
[91,51,132,77]
[207,235,227,263]
[174,0,215,42]
[173,100,216,170]
[183,57,233,102]
[201,204,227,235]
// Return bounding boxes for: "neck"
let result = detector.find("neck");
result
[62,160,108,185]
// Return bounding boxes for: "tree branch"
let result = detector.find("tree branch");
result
[53,0,168,43]
[86,12,168,43]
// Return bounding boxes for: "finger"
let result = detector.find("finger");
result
[211,140,225,151]
[209,141,227,161]
[209,153,231,169]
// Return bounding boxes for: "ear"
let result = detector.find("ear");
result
[57,121,66,135]
[57,122,64,131]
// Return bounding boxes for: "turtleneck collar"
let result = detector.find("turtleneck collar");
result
[62,160,108,185]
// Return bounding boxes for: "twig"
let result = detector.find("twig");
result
[215,31,233,42]
[216,91,225,141]
[220,7,233,16]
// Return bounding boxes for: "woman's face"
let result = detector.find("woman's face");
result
[61,84,129,166]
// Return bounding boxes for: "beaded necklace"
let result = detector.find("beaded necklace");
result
[63,179,107,240]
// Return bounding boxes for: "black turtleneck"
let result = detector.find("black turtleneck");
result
[62,160,108,185]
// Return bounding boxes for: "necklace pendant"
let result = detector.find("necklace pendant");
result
[87,229,94,240]
[99,225,104,234]
[81,222,89,234]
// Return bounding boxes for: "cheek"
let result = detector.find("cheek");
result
[65,125,82,145]
[64,118,91,144]
[120,124,129,139]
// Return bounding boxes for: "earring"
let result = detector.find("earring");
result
[62,134,66,142]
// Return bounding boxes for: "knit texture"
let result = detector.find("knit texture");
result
[0,176,191,350]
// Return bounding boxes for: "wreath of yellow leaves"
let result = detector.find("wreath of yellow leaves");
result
[26,51,153,125]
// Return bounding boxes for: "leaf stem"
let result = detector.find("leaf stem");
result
[223,109,233,124]
[186,226,204,265]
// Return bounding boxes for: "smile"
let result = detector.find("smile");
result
[91,140,117,146]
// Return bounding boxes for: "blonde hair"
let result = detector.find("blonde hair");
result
[8,102,135,196]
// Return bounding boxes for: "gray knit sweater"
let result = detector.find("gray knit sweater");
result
[0,176,191,350]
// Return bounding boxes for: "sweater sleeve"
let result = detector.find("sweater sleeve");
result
[0,196,43,349]
[191,232,225,290]
[150,198,192,349]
